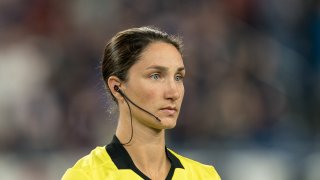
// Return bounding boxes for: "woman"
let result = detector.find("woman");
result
[62,26,221,180]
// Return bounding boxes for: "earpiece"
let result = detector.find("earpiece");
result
[114,85,120,92]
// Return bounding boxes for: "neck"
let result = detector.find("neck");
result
[116,116,170,179]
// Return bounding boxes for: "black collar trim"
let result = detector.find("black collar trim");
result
[106,135,184,180]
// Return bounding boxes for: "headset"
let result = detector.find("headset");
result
[114,85,161,145]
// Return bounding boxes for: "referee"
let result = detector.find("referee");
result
[62,26,221,180]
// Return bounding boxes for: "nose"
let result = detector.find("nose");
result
[164,79,182,101]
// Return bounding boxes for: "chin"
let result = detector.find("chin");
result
[142,116,178,130]
[159,117,177,129]
[164,124,176,130]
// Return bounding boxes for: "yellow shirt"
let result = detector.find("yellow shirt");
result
[62,136,221,180]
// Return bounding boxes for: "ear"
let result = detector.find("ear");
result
[107,76,123,101]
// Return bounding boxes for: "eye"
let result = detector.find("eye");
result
[150,73,161,80]
[175,74,184,81]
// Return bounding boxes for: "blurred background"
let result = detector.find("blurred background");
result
[0,0,319,179]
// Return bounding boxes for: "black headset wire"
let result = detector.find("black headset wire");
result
[118,89,160,121]
[120,94,134,145]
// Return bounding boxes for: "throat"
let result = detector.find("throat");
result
[124,143,171,179]
[137,154,171,180]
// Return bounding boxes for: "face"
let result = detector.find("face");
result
[122,42,185,130]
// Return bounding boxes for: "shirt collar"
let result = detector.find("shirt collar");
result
[106,135,184,180]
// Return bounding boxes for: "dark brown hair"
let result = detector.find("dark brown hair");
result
[101,26,183,102]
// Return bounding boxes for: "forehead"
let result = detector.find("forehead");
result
[135,42,184,68]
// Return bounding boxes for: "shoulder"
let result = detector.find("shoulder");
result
[62,146,117,180]
[168,149,221,180]
[70,146,115,170]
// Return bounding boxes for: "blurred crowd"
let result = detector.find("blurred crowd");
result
[1,0,320,179]
[0,0,319,155]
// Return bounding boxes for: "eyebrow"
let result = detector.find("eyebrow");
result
[146,65,185,72]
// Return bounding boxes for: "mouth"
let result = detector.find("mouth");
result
[159,106,178,116]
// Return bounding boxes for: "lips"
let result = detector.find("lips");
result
[160,106,177,115]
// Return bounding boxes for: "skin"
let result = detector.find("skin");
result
[107,41,185,179]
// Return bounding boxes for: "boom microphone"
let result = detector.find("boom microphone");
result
[114,85,161,122]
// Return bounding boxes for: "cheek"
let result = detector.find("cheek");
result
[144,90,156,100]
[136,85,158,103]
[179,86,185,102]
